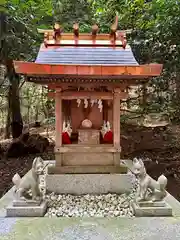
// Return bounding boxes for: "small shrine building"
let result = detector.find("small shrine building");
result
[14,19,163,175]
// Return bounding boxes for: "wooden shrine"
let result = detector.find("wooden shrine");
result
[13,18,163,175]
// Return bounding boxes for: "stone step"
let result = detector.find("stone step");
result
[48,165,127,174]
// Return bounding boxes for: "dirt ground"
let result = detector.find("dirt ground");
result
[1,124,180,201]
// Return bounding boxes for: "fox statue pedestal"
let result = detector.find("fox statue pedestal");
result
[6,200,47,217]
[132,201,172,217]
[132,158,172,217]
[6,157,47,217]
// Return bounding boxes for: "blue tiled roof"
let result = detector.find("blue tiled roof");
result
[35,46,139,66]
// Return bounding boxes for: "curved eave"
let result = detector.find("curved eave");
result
[13,61,163,79]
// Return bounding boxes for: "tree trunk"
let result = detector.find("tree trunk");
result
[5,91,11,139]
[173,73,180,121]
[1,8,23,138]
[0,12,6,60]
[6,60,23,138]
[141,83,147,115]
[10,77,23,138]
[175,74,180,103]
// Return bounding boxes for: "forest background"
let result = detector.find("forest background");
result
[0,0,180,138]
[1,0,180,199]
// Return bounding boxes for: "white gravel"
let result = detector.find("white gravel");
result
[39,162,138,218]
[44,192,136,217]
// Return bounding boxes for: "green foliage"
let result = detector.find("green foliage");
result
[1,0,180,125]
[20,83,54,124]
[52,0,93,32]
[1,0,53,61]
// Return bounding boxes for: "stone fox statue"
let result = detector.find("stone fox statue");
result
[12,157,44,201]
[133,158,167,202]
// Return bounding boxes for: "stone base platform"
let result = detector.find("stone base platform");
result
[6,200,47,217]
[46,173,133,195]
[132,201,172,217]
